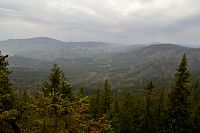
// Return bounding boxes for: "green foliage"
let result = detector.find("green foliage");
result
[90,78,113,120]
[102,78,113,113]
[0,53,12,94]
[77,88,86,100]
[190,83,200,133]
[90,89,102,119]
[0,52,21,133]
[142,81,155,132]
[42,64,73,100]
[154,89,168,132]
[168,53,191,133]
[20,64,112,132]
[2,52,200,133]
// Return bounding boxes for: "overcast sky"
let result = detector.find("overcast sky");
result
[0,0,200,44]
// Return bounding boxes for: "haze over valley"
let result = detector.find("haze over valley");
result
[1,0,200,132]
[1,37,200,92]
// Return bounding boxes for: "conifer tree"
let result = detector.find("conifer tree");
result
[168,53,191,133]
[191,86,200,133]
[114,92,143,133]
[90,89,101,119]
[0,53,11,94]
[154,89,168,132]
[102,78,112,113]
[0,52,21,133]
[43,64,73,100]
[142,81,154,133]
[117,92,135,133]
[32,64,75,132]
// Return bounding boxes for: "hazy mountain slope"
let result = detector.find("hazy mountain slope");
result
[101,44,200,89]
[8,55,52,69]
[64,43,200,90]
[3,38,200,90]
[98,44,200,69]
[0,37,121,61]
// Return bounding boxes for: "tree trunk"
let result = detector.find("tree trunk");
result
[10,121,21,133]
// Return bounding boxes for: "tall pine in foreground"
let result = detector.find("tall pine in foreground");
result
[90,89,101,119]
[143,81,154,133]
[42,64,73,100]
[169,53,191,133]
[0,52,21,133]
[34,64,74,132]
[102,78,112,114]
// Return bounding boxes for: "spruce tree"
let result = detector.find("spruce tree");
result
[34,64,74,132]
[117,92,135,133]
[155,89,168,132]
[102,78,112,113]
[0,53,11,94]
[143,81,154,133]
[43,64,73,100]
[0,52,21,133]
[191,86,200,133]
[169,53,191,133]
[90,89,101,119]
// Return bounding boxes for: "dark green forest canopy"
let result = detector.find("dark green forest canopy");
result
[6,42,200,92]
[1,51,200,133]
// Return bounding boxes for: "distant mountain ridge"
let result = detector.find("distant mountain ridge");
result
[0,37,120,61]
[8,55,52,69]
[1,37,200,90]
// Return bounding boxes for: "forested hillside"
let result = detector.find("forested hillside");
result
[1,51,200,133]
[2,37,200,92]
[0,37,120,60]
[2,38,200,132]
[1,0,200,132]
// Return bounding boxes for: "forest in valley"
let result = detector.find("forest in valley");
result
[1,51,200,133]
[1,0,200,132]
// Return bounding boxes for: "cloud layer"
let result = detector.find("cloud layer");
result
[0,0,200,44]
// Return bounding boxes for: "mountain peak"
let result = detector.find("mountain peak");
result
[6,37,65,43]
[147,43,184,49]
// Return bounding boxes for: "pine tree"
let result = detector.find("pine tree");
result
[17,88,36,132]
[114,92,143,133]
[102,78,112,113]
[32,64,75,132]
[0,53,11,94]
[142,81,154,133]
[117,92,135,133]
[0,52,21,133]
[168,53,191,133]
[190,82,200,133]
[154,89,168,133]
[90,89,101,119]
[43,64,73,100]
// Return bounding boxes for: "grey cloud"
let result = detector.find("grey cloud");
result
[0,0,200,44]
